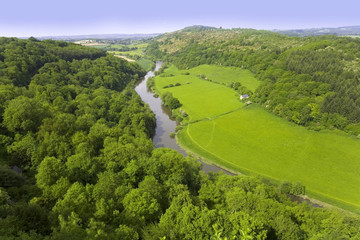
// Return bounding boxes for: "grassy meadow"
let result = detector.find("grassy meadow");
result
[107,43,149,56]
[154,65,243,121]
[154,64,360,213]
[187,64,260,91]
[136,58,154,71]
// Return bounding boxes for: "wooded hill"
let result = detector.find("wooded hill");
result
[0,37,359,239]
[146,27,360,135]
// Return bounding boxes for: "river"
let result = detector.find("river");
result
[135,61,232,174]
[134,62,323,208]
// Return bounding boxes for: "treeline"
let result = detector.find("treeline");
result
[146,28,360,134]
[0,37,359,239]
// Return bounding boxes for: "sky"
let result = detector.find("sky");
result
[1,0,359,37]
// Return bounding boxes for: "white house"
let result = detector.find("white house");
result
[240,94,249,100]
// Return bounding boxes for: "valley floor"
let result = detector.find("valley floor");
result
[154,64,360,213]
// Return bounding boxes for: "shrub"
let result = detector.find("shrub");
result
[280,181,292,194]
[292,182,305,195]
[176,116,183,122]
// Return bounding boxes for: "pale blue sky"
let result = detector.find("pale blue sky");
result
[1,0,359,37]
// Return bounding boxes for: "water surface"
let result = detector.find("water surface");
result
[135,62,232,174]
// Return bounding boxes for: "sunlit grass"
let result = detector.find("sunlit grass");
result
[154,64,360,213]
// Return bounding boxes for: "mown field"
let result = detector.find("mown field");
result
[154,65,243,121]
[85,42,153,71]
[107,43,148,56]
[154,64,360,213]
[136,58,154,71]
[187,64,260,91]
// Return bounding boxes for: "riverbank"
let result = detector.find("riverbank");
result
[151,63,360,214]
[134,62,232,174]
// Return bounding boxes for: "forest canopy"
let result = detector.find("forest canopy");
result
[146,28,360,135]
[0,37,359,239]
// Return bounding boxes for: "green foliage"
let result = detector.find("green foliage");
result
[280,181,305,195]
[36,157,66,189]
[152,62,360,212]
[146,28,360,135]
[0,36,359,239]
[161,92,182,110]
[0,165,25,188]
[3,96,50,133]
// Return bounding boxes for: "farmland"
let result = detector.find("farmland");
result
[78,40,153,70]
[154,64,360,213]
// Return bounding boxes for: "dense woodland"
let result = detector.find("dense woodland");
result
[0,37,359,239]
[146,27,360,135]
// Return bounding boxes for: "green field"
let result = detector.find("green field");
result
[154,64,360,213]
[187,64,260,91]
[108,43,149,56]
[136,58,154,71]
[154,65,243,121]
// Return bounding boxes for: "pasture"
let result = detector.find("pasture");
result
[187,64,260,91]
[154,65,243,121]
[154,64,360,213]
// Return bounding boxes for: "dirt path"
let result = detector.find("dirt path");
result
[114,55,135,62]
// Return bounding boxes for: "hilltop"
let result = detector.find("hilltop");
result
[146,26,360,135]
[274,25,360,37]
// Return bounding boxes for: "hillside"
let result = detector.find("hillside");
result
[146,27,360,135]
[274,25,360,37]
[151,63,360,213]
[0,37,359,239]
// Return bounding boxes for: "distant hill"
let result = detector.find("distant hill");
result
[146,26,360,135]
[181,25,217,32]
[273,26,360,36]
[24,33,161,41]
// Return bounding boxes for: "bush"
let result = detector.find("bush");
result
[171,112,178,119]
[168,98,181,109]
[280,181,293,194]
[170,132,175,138]
[146,77,154,89]
[292,182,305,195]
[160,74,174,77]
[280,181,305,195]
[175,83,181,86]
[162,92,182,110]
[176,116,183,122]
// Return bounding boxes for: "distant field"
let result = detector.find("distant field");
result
[154,65,243,121]
[83,42,149,56]
[83,42,153,71]
[108,43,148,56]
[136,58,154,72]
[187,64,260,91]
[154,64,360,213]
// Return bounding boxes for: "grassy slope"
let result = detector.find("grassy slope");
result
[187,64,260,92]
[154,64,360,213]
[154,65,243,121]
[108,43,149,56]
[136,58,154,71]
[178,106,360,212]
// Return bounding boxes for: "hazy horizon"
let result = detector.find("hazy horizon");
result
[1,0,359,38]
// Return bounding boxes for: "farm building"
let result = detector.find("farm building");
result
[240,94,249,100]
